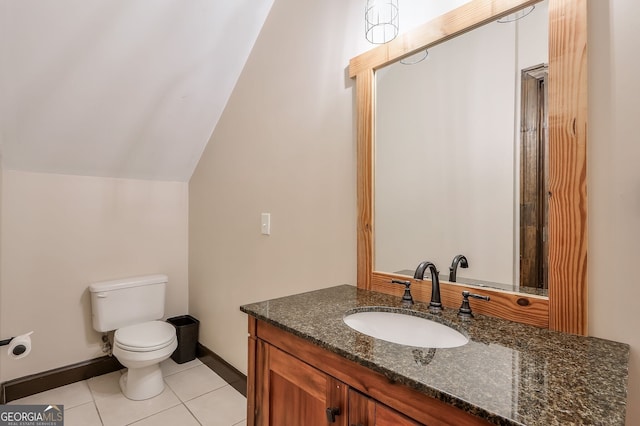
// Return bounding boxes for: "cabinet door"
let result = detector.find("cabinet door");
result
[375,403,421,426]
[256,341,347,426]
[349,389,421,426]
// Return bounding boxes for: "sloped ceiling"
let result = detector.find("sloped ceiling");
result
[0,0,273,181]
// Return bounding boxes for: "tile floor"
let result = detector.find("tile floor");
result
[8,358,246,426]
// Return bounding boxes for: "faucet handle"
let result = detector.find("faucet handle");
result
[458,291,490,319]
[391,279,414,306]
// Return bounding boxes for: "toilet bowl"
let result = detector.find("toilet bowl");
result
[112,320,177,400]
[89,274,177,401]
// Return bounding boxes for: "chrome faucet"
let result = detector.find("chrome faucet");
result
[449,254,468,282]
[414,261,442,312]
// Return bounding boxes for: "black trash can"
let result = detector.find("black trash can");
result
[167,315,200,364]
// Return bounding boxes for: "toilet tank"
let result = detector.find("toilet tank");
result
[89,274,168,332]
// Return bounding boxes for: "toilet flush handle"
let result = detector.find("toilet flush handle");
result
[96,293,108,298]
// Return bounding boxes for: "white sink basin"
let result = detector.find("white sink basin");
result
[343,311,468,348]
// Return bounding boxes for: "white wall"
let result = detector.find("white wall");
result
[588,0,640,424]
[375,3,548,285]
[0,171,188,382]
[189,2,640,424]
[375,19,517,284]
[188,0,364,373]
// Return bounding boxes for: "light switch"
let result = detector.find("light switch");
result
[261,213,271,235]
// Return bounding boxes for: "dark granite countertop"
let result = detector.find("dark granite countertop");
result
[240,285,629,426]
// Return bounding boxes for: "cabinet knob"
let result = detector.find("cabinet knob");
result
[325,407,341,423]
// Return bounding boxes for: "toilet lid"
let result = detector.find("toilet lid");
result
[114,321,176,352]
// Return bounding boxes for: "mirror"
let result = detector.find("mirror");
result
[350,0,587,334]
[374,2,549,296]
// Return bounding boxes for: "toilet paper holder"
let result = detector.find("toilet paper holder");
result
[0,336,15,346]
[2,332,34,359]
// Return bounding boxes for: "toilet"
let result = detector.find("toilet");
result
[89,274,177,401]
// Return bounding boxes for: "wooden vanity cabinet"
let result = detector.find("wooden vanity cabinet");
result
[349,389,420,426]
[255,341,347,426]
[247,317,492,426]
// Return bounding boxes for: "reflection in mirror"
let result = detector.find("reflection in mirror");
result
[374,1,548,295]
[520,64,548,290]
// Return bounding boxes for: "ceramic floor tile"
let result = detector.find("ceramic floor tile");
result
[63,401,103,426]
[186,385,247,426]
[164,364,227,402]
[129,404,200,426]
[88,371,180,426]
[160,357,202,377]
[4,353,245,426]
[87,372,123,399]
[8,380,93,409]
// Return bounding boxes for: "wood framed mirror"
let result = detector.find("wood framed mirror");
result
[349,0,587,335]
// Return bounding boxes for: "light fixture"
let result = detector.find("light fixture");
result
[400,49,428,65]
[496,5,535,23]
[365,0,399,44]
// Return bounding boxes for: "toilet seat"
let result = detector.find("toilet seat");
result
[114,320,176,352]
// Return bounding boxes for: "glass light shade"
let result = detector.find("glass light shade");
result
[365,0,399,44]
[497,5,535,23]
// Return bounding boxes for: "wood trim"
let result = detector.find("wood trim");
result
[255,339,270,426]
[349,0,538,77]
[1,344,247,405]
[0,355,123,404]
[348,389,376,425]
[270,345,326,401]
[356,69,375,291]
[327,376,348,426]
[197,342,247,397]
[371,272,549,328]
[520,65,549,290]
[376,402,422,425]
[547,0,588,335]
[247,317,257,426]
[256,320,491,426]
[350,0,588,335]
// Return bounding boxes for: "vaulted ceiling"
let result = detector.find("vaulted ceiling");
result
[0,0,274,181]
[0,0,472,182]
